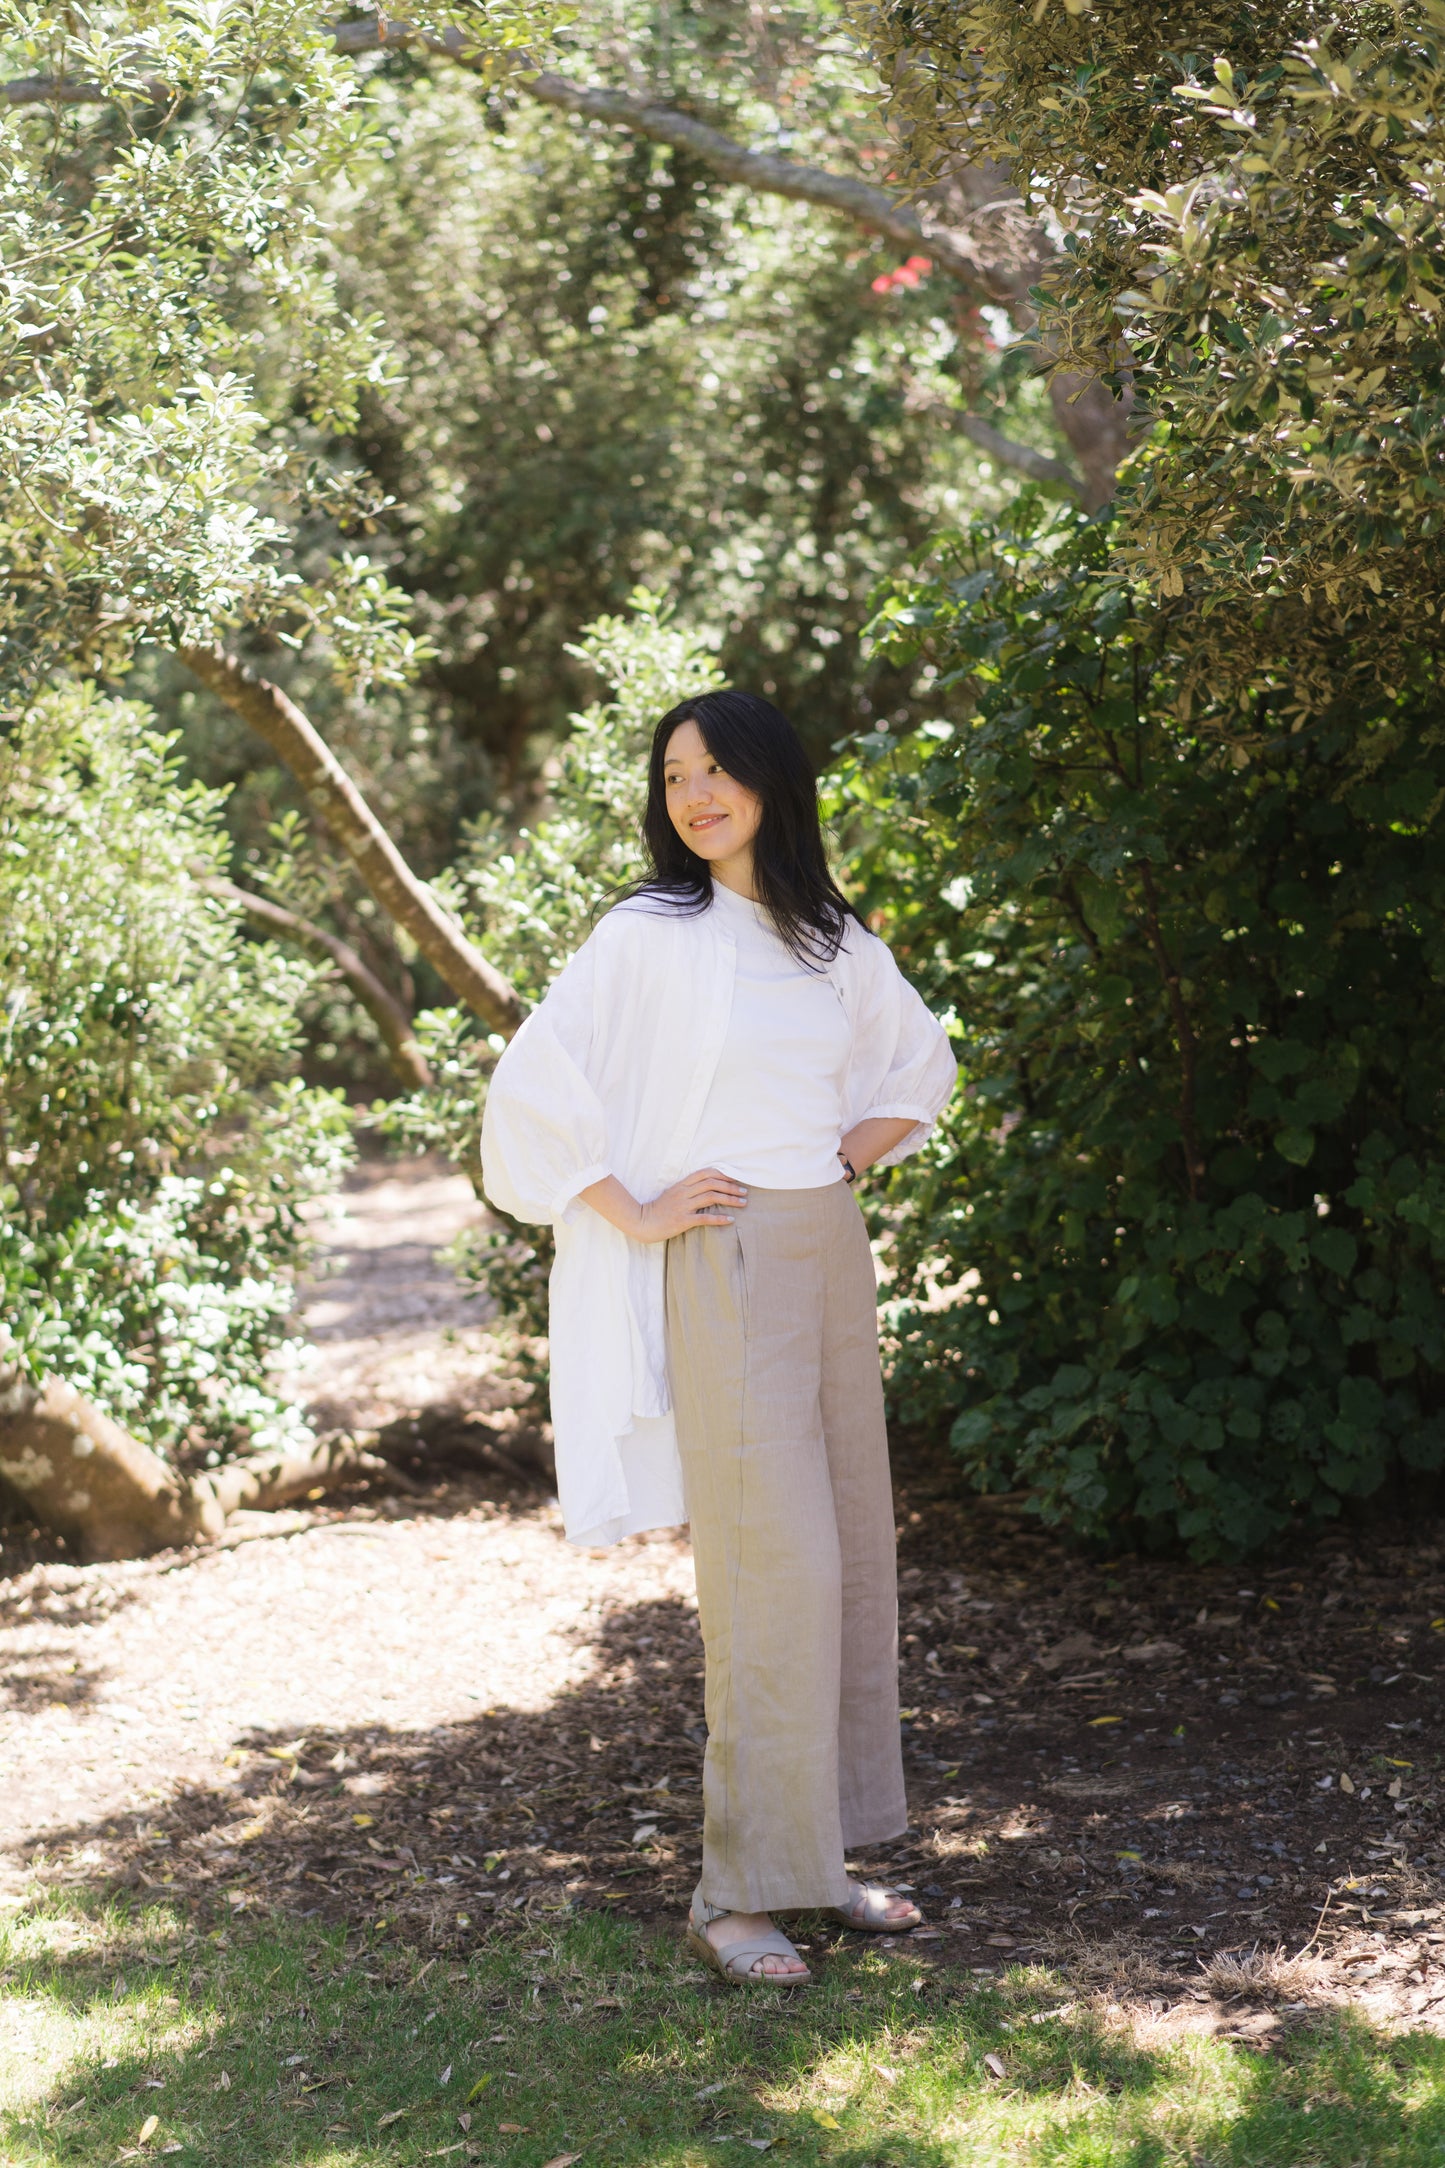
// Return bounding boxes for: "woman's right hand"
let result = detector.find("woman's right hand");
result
[636,1168,748,1243]
[578,1168,747,1243]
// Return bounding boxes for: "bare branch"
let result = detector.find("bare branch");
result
[202,876,434,1088]
[179,644,525,1038]
[950,411,1083,496]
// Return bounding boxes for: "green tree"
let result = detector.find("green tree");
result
[842,0,1445,1553]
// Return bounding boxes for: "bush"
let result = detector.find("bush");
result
[0,687,352,1465]
[847,497,1445,1556]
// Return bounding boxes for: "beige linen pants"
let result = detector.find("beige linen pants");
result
[664,1181,906,1913]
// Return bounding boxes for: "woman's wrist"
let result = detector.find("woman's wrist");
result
[578,1173,648,1240]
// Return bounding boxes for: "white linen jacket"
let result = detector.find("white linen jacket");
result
[480,892,957,1547]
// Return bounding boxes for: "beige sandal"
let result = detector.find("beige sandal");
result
[829,1879,924,1933]
[686,1890,813,1989]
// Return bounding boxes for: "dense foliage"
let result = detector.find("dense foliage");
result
[844,0,1445,1551]
[849,500,1445,1554]
[0,689,351,1462]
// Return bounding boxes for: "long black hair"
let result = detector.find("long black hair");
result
[633,689,863,965]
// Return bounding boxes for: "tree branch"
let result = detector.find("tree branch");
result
[515,73,1008,300]
[179,644,525,1037]
[950,411,1083,496]
[202,876,434,1088]
[4,26,1022,307]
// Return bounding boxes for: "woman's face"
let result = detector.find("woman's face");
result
[663,719,763,874]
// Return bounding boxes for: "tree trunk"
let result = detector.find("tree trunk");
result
[0,1374,217,1561]
[0,1374,393,1562]
[179,644,525,1037]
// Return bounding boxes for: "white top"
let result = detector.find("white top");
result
[480,888,957,1549]
[688,880,852,1188]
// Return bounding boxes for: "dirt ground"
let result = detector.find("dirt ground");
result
[3,1154,1444,2043]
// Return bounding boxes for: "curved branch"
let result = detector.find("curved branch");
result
[516,72,1007,300]
[179,644,525,1038]
[4,26,1024,306]
[951,411,1083,497]
[202,876,434,1088]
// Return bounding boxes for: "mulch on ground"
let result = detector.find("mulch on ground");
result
[5,1439,1442,2037]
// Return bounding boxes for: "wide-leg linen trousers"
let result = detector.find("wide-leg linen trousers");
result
[664,1181,907,1913]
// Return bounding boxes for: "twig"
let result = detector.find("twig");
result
[1292,1885,1335,1962]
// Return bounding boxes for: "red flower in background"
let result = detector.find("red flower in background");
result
[871,254,933,295]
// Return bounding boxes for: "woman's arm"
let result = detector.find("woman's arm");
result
[578,1168,749,1244]
[839,1115,917,1181]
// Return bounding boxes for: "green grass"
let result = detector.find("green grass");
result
[3,1894,1445,2167]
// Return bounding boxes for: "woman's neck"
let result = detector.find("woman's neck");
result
[709,849,758,901]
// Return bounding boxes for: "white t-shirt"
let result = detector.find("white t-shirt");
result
[687,880,853,1188]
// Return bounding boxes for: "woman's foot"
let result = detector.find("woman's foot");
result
[832,1879,924,1932]
[703,1908,810,1979]
[686,1892,812,1985]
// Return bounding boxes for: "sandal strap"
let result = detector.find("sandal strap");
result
[689,1891,808,1978]
[709,1926,808,1979]
[832,1881,921,1930]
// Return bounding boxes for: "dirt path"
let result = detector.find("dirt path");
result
[4,1158,1445,2044]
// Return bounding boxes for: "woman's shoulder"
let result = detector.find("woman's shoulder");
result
[835,908,896,975]
[592,888,710,945]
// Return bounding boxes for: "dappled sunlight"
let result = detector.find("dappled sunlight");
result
[7,1892,1445,2167]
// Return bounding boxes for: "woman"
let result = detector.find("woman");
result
[482,690,956,1985]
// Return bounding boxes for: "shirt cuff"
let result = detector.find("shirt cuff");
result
[551,1161,613,1224]
[856,1103,938,1169]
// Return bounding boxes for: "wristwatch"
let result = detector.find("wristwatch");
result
[839,1153,858,1186]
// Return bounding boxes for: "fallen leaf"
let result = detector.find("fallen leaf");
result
[593,1996,621,2010]
[138,2115,160,2145]
[539,2154,583,2168]
[378,2108,409,2127]
[695,2083,725,2099]
[742,2144,774,2154]
[1088,1715,1123,1727]
[1340,1773,1356,1795]
[161,2148,184,2157]
[497,2123,530,2134]
[1037,1632,1097,1673]
[1123,1639,1182,1662]
[458,2112,472,2132]
[983,2052,1007,2080]
[1388,1778,1403,1799]
[813,2110,841,2129]
[217,2071,231,2091]
[466,2077,493,2102]
[439,2064,453,2085]
[352,1813,376,1828]
[874,2063,899,2086]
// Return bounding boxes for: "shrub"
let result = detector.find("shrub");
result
[0,687,352,1465]
[848,498,1445,1556]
